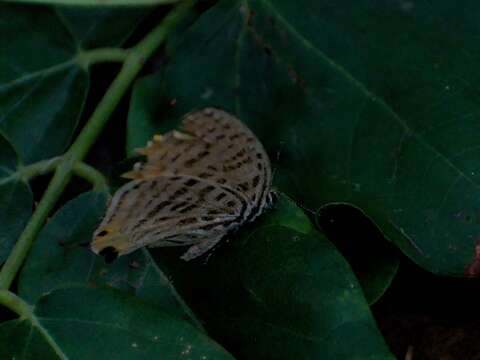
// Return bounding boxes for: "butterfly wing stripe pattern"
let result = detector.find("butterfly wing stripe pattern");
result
[91,108,273,261]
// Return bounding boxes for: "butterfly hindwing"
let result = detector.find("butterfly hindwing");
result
[91,175,248,259]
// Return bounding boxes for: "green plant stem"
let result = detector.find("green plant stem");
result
[0,165,73,289]
[76,48,129,68]
[68,0,194,160]
[0,157,62,186]
[0,289,33,319]
[19,157,63,180]
[0,0,194,290]
[0,157,108,191]
[73,162,108,191]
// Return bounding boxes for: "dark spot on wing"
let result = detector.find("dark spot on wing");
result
[199,185,215,199]
[215,193,227,201]
[174,188,188,197]
[198,172,212,179]
[147,201,172,218]
[179,204,197,213]
[171,202,188,211]
[149,180,158,189]
[185,178,199,186]
[184,158,197,167]
[178,217,198,225]
[238,182,249,191]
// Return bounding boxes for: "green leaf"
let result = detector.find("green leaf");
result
[152,196,395,360]
[126,0,399,297]
[128,0,480,275]
[0,4,151,164]
[0,320,59,359]
[0,4,88,163]
[0,134,32,263]
[18,191,202,329]
[0,286,233,360]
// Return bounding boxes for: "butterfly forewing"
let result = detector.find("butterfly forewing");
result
[92,108,273,261]
[127,109,272,217]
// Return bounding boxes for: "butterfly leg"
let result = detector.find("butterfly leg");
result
[181,235,223,261]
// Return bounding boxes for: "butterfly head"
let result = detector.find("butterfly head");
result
[90,226,132,263]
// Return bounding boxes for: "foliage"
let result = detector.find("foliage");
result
[1,0,478,358]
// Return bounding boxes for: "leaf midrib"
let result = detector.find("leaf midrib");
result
[28,316,70,360]
[0,60,77,92]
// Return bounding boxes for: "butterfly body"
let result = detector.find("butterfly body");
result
[91,108,273,261]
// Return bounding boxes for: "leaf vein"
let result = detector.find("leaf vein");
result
[0,60,76,92]
[259,0,480,190]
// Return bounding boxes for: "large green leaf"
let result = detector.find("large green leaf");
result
[0,133,32,263]
[127,74,398,302]
[16,188,394,358]
[0,286,233,360]
[127,0,480,276]
[18,191,202,329]
[0,4,152,164]
[152,196,394,360]
[126,0,400,296]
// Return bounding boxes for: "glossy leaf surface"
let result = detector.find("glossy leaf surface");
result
[127,0,480,275]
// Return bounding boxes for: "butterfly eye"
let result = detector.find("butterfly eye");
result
[97,230,109,237]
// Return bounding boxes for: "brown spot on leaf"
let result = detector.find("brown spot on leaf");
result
[465,240,480,277]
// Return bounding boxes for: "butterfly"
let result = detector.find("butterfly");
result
[90,108,275,261]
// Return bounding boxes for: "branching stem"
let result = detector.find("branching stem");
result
[0,289,33,320]
[76,48,130,68]
[0,0,194,290]
[73,162,108,191]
